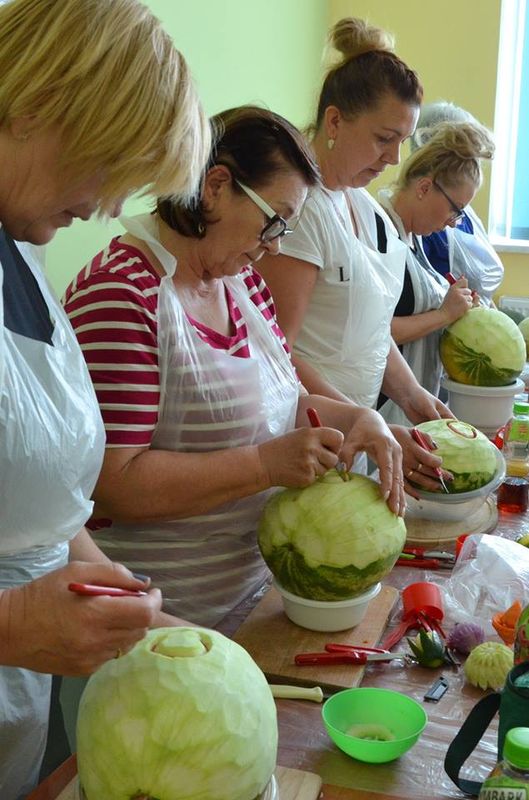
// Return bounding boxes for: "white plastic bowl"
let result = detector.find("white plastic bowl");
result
[79,775,278,799]
[441,376,525,434]
[274,579,381,632]
[405,448,505,522]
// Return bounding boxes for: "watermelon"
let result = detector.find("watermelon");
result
[257,472,406,601]
[519,317,529,358]
[440,307,525,386]
[413,419,498,493]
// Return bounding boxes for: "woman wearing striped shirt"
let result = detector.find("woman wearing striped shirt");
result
[64,106,405,627]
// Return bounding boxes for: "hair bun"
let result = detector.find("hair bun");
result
[326,17,394,68]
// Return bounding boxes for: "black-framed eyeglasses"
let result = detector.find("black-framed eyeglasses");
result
[432,180,465,223]
[235,180,295,244]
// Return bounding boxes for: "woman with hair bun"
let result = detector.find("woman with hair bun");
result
[259,17,453,498]
[411,102,503,305]
[377,121,495,426]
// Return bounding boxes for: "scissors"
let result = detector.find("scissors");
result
[294,643,414,666]
[396,547,455,569]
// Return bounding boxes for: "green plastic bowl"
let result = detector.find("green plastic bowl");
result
[322,687,428,763]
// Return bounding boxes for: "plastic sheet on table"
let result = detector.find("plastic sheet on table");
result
[442,533,529,635]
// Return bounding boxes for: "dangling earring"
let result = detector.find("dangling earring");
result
[197,222,205,236]
[327,138,335,151]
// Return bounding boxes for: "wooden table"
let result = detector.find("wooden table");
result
[29,508,525,800]
[26,754,418,800]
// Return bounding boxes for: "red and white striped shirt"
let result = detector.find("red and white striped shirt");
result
[63,237,290,448]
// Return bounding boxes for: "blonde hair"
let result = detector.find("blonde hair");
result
[312,17,422,133]
[0,0,211,208]
[397,121,495,191]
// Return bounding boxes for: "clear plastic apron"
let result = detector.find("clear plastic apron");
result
[378,191,448,427]
[0,239,105,800]
[93,215,300,627]
[446,207,504,306]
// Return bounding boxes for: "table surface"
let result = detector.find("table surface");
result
[28,506,527,800]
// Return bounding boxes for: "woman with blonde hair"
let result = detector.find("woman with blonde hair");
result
[259,17,454,498]
[0,0,209,796]
[411,102,503,305]
[377,121,495,426]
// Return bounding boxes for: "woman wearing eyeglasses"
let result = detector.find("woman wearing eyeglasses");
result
[411,102,503,306]
[376,121,494,426]
[258,17,455,496]
[63,105,406,628]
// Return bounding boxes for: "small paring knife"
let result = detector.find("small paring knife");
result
[410,427,450,493]
[68,582,147,597]
[306,407,348,481]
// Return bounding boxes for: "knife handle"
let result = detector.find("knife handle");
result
[295,651,366,665]
[269,684,324,703]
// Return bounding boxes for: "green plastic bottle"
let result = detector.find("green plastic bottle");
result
[479,728,529,799]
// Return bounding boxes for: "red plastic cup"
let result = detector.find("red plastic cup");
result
[402,581,444,622]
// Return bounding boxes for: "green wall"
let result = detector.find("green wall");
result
[46,0,328,294]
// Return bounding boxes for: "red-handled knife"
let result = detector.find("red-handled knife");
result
[294,650,408,666]
[68,582,147,597]
[306,408,348,481]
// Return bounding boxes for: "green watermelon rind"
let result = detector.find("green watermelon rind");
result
[262,545,401,601]
[440,332,522,387]
[446,470,497,493]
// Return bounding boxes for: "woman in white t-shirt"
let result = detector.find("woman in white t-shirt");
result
[259,17,453,496]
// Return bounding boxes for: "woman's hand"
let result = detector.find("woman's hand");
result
[399,385,455,426]
[0,561,162,675]
[339,409,405,517]
[389,425,453,497]
[439,277,473,324]
[257,427,344,488]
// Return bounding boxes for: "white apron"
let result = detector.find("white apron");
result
[0,237,105,800]
[377,191,448,427]
[446,207,504,306]
[93,215,300,627]
[330,191,407,409]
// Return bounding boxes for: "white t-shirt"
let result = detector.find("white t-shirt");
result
[280,186,401,397]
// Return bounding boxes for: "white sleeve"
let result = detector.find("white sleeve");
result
[280,194,330,270]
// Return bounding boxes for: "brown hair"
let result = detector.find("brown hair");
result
[158,105,320,238]
[396,121,495,191]
[313,18,423,132]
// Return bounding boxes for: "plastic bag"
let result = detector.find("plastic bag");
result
[446,208,504,306]
[442,534,529,635]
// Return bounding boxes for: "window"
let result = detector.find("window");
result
[490,0,529,246]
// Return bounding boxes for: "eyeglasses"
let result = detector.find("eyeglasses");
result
[236,180,294,244]
[432,180,465,223]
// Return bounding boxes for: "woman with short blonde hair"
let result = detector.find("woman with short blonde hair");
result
[0,1,209,796]
[0,0,210,214]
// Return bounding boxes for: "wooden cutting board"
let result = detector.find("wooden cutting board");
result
[233,585,399,692]
[56,766,322,800]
